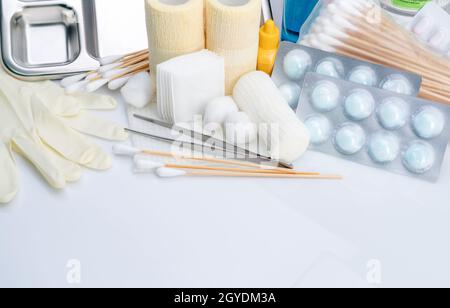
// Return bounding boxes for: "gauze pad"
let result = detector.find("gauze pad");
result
[233,71,310,162]
[145,0,205,75]
[157,50,225,123]
[206,0,262,94]
[272,42,422,109]
[297,73,450,182]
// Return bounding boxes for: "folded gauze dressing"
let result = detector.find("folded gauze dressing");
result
[145,0,205,75]
[158,50,225,123]
[206,0,261,94]
[233,71,310,162]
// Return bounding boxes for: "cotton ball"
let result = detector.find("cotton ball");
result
[203,96,239,125]
[279,82,301,109]
[120,72,155,108]
[225,112,257,145]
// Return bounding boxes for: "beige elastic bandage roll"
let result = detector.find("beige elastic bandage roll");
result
[145,0,206,75]
[206,0,262,94]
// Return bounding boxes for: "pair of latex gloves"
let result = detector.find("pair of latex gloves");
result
[0,67,128,204]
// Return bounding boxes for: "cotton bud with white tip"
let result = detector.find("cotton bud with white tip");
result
[203,96,239,125]
[60,73,88,88]
[108,75,131,90]
[225,111,258,145]
[112,144,141,156]
[86,72,99,80]
[86,78,110,93]
[99,55,123,66]
[156,167,187,178]
[120,72,155,108]
[133,157,164,172]
[103,68,128,79]
[65,80,89,94]
[98,62,122,74]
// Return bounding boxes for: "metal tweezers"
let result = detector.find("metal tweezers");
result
[126,114,294,169]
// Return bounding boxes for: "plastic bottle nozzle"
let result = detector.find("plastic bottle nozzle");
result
[259,20,280,50]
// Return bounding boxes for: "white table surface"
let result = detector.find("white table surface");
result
[1,90,449,288]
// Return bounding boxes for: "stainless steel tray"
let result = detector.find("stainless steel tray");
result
[1,0,148,80]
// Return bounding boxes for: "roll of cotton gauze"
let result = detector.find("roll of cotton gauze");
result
[206,0,261,94]
[145,0,205,75]
[121,72,156,108]
[204,96,239,125]
[232,71,310,162]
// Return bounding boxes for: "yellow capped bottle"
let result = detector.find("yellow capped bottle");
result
[257,20,280,76]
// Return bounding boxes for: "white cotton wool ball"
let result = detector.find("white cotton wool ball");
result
[203,96,239,125]
[225,112,258,145]
[120,72,155,108]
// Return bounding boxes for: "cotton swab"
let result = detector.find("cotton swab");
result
[134,158,164,172]
[62,49,150,92]
[113,144,279,170]
[60,72,89,87]
[133,157,320,176]
[157,168,188,178]
[99,55,124,66]
[102,68,129,79]
[70,61,149,93]
[108,75,131,90]
[304,0,450,104]
[155,168,342,180]
[85,78,110,93]
[65,79,89,94]
[98,62,123,74]
[113,144,305,174]
[103,61,150,79]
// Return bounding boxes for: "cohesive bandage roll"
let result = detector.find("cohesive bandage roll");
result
[145,0,205,74]
[233,71,310,162]
[206,0,261,94]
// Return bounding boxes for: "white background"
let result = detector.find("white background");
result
[1,92,450,288]
[1,0,449,288]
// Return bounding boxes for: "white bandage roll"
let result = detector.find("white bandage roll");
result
[206,0,261,94]
[145,0,205,74]
[233,71,310,162]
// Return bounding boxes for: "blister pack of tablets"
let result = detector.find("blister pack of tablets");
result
[272,41,423,109]
[296,73,450,182]
[409,2,450,58]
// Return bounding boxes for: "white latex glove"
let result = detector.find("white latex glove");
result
[0,68,128,204]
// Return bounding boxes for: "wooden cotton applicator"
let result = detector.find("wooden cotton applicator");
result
[155,168,342,180]
[113,144,318,175]
[133,157,321,176]
[304,0,450,104]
